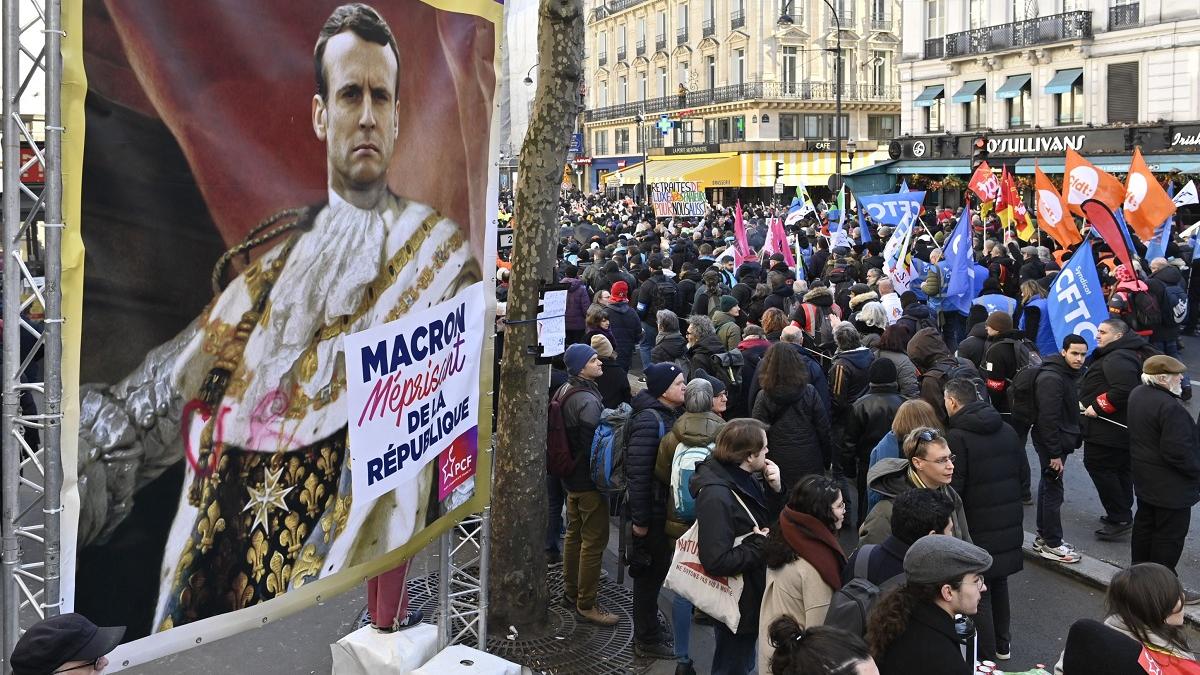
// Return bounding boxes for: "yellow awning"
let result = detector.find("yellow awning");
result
[618,154,739,187]
[737,149,892,188]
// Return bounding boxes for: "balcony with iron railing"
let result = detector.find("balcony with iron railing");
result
[636,39,646,56]
[591,0,649,20]
[703,18,715,36]
[598,52,608,66]
[676,27,689,44]
[870,14,892,31]
[584,80,901,122]
[924,37,945,59]
[777,13,804,27]
[617,45,627,61]
[1109,3,1140,30]
[731,9,745,30]
[943,10,1092,58]
[828,9,855,29]
[656,34,667,51]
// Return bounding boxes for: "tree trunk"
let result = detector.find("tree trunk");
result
[489,0,583,633]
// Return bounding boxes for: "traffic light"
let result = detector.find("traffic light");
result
[971,134,989,173]
[775,161,784,182]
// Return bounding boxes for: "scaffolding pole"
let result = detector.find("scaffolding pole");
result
[2,0,63,669]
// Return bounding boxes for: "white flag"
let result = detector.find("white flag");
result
[1174,180,1199,207]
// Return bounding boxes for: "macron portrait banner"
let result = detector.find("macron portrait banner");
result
[63,0,500,668]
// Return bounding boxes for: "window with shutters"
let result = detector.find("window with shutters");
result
[1107,62,1138,123]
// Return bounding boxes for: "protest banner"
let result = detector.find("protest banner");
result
[1123,147,1177,242]
[651,181,708,218]
[1064,148,1126,217]
[62,0,499,667]
[968,161,1000,203]
[856,191,927,227]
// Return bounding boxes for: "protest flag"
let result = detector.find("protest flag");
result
[1035,163,1082,248]
[1175,180,1198,207]
[1123,147,1177,242]
[770,218,796,267]
[1049,238,1109,353]
[733,200,753,266]
[1145,183,1176,262]
[1081,199,1136,273]
[943,205,977,302]
[968,161,1000,203]
[1064,148,1126,217]
[997,165,1036,241]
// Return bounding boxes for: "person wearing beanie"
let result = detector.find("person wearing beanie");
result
[590,334,632,409]
[712,295,743,352]
[980,310,1028,416]
[842,357,905,526]
[605,279,643,372]
[551,344,617,625]
[868,534,993,675]
[626,361,687,659]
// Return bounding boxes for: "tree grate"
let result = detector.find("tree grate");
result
[393,565,659,674]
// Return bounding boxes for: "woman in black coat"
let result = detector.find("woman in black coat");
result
[691,418,783,675]
[751,343,832,494]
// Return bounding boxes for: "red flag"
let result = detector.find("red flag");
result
[968,161,1000,202]
[997,166,1035,241]
[1081,199,1135,273]
[1123,147,1178,242]
[1139,646,1200,674]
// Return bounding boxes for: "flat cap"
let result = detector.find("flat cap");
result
[1144,355,1188,376]
[903,534,992,585]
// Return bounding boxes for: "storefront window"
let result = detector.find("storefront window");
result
[1058,80,1084,125]
[1008,85,1031,128]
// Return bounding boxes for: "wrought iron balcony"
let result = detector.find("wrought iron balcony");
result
[656,34,667,51]
[777,13,804,26]
[617,46,627,61]
[870,14,892,31]
[1109,3,1139,30]
[598,53,608,66]
[924,37,945,59]
[703,18,715,37]
[592,0,649,20]
[944,10,1092,58]
[731,9,745,30]
[636,39,646,56]
[676,27,689,44]
[584,80,901,122]
[828,10,854,29]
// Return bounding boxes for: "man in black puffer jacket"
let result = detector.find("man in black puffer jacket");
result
[944,378,1024,663]
[843,359,905,526]
[1079,319,1154,540]
[625,363,686,660]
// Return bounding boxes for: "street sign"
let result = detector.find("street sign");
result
[568,133,583,154]
[573,156,593,165]
[774,182,785,195]
[617,160,627,168]
[497,228,514,252]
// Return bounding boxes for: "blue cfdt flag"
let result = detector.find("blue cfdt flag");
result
[1049,240,1108,353]
[857,191,927,228]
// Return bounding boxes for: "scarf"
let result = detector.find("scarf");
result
[778,507,846,591]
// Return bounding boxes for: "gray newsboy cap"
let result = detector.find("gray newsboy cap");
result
[903,534,993,585]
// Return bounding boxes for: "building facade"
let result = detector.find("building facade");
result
[580,0,903,201]
[856,1,1200,200]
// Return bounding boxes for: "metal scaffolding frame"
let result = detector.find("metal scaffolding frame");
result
[436,506,490,651]
[1,0,63,669]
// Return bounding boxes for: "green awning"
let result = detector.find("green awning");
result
[883,159,974,175]
[951,79,986,103]
[995,74,1031,100]
[913,85,945,108]
[1044,68,1083,95]
[1017,154,1200,175]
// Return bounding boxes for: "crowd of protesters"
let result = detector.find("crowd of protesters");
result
[504,186,1200,675]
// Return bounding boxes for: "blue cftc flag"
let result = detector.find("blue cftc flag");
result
[1049,240,1108,353]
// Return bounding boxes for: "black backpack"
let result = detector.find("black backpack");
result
[1009,362,1046,429]
[925,360,989,404]
[653,276,678,315]
[824,545,906,637]
[711,349,745,390]
[1112,289,1162,333]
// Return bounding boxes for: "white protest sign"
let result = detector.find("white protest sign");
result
[344,282,486,505]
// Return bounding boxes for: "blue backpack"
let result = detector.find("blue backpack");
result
[669,442,714,522]
[590,405,662,496]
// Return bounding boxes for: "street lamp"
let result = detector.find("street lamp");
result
[824,0,843,195]
[635,111,648,208]
[523,62,538,86]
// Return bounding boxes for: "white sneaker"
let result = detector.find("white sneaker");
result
[1039,543,1081,563]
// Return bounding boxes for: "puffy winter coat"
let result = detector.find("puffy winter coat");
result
[829,347,875,419]
[655,411,726,539]
[562,277,592,331]
[1030,354,1082,460]
[626,390,682,528]
[1127,383,1200,510]
[651,330,687,366]
[605,301,643,371]
[843,383,904,473]
[558,377,604,492]
[690,457,775,634]
[764,285,796,315]
[1079,331,1149,448]
[752,384,832,491]
[876,348,921,399]
[980,329,1028,413]
[687,333,727,380]
[594,357,631,410]
[946,400,1025,578]
[859,458,971,546]
[712,311,742,352]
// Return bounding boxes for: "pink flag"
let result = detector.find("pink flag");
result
[770,218,796,267]
[733,201,754,266]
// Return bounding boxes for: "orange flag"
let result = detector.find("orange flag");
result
[1035,164,1082,248]
[1123,147,1177,242]
[1063,148,1125,217]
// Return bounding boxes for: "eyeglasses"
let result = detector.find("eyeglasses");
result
[953,576,986,591]
[52,659,99,674]
[918,453,956,466]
